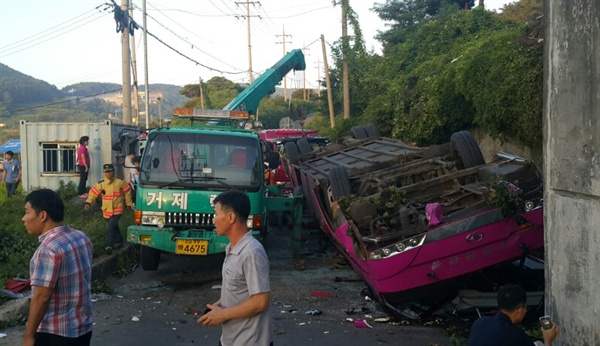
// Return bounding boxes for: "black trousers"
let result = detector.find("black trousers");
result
[77,165,88,195]
[35,331,92,346]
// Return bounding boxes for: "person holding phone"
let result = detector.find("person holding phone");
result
[197,190,272,346]
[468,284,560,346]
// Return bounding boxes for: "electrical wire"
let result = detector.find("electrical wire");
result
[8,87,124,113]
[132,1,245,73]
[268,5,332,19]
[0,6,106,51]
[0,9,107,58]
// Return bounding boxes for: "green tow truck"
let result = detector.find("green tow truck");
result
[127,50,306,270]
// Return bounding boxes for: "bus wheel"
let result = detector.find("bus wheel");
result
[285,142,300,165]
[329,166,352,200]
[450,130,485,168]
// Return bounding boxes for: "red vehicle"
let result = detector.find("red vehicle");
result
[282,127,544,317]
[260,129,328,196]
[258,129,318,142]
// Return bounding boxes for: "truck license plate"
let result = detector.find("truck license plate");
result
[176,239,208,255]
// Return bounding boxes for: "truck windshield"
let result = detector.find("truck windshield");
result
[139,132,262,191]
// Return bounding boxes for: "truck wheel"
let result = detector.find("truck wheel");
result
[296,138,311,154]
[351,126,368,139]
[285,142,300,165]
[141,245,161,271]
[364,123,380,138]
[450,130,485,168]
[329,166,352,199]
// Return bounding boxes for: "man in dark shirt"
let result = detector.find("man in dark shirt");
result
[468,284,560,346]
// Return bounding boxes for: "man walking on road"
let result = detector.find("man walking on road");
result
[198,190,273,346]
[22,189,93,346]
[84,163,132,254]
[2,150,22,197]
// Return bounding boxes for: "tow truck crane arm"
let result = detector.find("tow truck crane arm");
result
[223,49,306,116]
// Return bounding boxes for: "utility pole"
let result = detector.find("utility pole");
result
[199,77,205,109]
[235,1,260,83]
[321,35,335,128]
[129,4,140,126]
[121,0,132,125]
[341,0,350,119]
[314,58,321,97]
[302,44,310,100]
[157,97,162,127]
[142,0,150,129]
[276,25,292,101]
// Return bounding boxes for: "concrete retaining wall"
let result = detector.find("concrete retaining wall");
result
[544,0,600,344]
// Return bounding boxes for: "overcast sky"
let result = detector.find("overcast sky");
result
[0,0,513,91]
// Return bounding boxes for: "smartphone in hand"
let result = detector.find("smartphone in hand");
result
[539,315,553,330]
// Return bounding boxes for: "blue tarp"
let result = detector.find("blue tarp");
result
[0,139,20,153]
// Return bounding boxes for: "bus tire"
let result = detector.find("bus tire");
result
[351,126,368,139]
[364,123,380,138]
[329,166,352,200]
[450,130,485,168]
[284,142,300,165]
[297,138,311,154]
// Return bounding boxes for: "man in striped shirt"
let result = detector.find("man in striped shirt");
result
[22,189,93,346]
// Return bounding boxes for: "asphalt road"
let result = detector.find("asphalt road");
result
[1,227,452,346]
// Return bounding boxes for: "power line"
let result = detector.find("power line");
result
[142,10,245,72]
[8,87,124,113]
[132,1,247,73]
[0,8,108,58]
[140,23,246,75]
[269,5,331,19]
[0,6,107,51]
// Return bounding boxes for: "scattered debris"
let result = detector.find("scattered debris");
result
[344,307,371,315]
[91,293,112,302]
[0,332,6,338]
[0,289,26,299]
[131,316,140,322]
[310,291,332,297]
[353,319,373,329]
[374,317,391,323]
[211,285,222,290]
[183,306,201,315]
[274,328,285,335]
[305,309,322,316]
[4,278,30,293]
[117,295,124,299]
[298,322,306,326]
[294,260,306,271]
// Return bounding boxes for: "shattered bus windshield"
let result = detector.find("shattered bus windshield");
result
[139,132,261,190]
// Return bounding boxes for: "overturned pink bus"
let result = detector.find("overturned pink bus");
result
[282,127,544,317]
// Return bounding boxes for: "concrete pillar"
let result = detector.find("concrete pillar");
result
[544,1,600,345]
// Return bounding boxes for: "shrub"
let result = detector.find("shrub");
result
[0,182,135,288]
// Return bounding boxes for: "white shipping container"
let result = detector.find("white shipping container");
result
[19,120,139,192]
